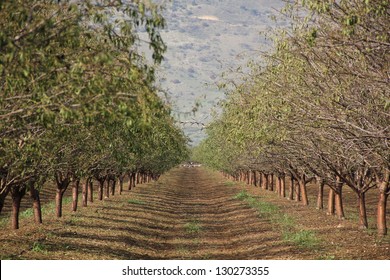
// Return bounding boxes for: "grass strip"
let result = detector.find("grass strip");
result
[184,220,202,234]
[127,199,146,205]
[234,190,320,249]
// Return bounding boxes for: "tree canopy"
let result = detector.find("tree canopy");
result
[193,0,389,235]
[0,0,189,226]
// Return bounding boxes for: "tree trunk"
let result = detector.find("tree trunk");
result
[358,192,368,229]
[335,187,345,220]
[112,179,116,195]
[29,183,42,224]
[253,171,257,186]
[289,177,294,200]
[55,175,70,218]
[298,178,308,206]
[281,176,286,198]
[104,179,110,198]
[295,178,301,201]
[12,194,22,229]
[132,173,136,188]
[72,179,79,212]
[262,173,267,190]
[11,186,26,230]
[88,180,93,203]
[82,179,88,207]
[118,177,124,195]
[128,173,133,190]
[327,188,335,215]
[277,177,282,196]
[377,191,388,236]
[316,179,325,210]
[55,189,64,218]
[98,179,104,201]
[269,174,274,191]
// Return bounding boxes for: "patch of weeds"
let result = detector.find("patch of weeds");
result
[66,216,81,226]
[1,254,26,260]
[318,254,336,260]
[1,255,14,260]
[20,208,34,219]
[284,229,319,249]
[0,217,9,228]
[63,197,72,204]
[185,220,202,234]
[234,190,250,200]
[347,212,360,222]
[128,199,146,205]
[365,227,377,236]
[224,181,235,187]
[192,238,201,245]
[375,234,390,244]
[31,241,48,253]
[234,190,320,250]
[177,246,190,257]
[252,200,279,216]
[276,214,295,231]
[42,202,55,215]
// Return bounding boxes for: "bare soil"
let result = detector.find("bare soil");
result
[0,167,389,259]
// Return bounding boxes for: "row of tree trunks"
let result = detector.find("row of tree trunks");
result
[224,168,389,236]
[128,172,136,190]
[7,170,158,230]
[9,181,44,230]
[230,171,309,205]
[275,176,286,198]
[231,171,345,218]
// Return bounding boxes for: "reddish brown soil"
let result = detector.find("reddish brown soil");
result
[0,167,388,259]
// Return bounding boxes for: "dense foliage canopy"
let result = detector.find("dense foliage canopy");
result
[193,0,389,235]
[0,0,189,228]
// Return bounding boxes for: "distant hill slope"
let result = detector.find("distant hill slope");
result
[157,0,286,145]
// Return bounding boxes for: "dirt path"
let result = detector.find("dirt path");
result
[0,167,388,259]
[119,167,302,259]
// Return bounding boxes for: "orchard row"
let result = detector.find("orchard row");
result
[0,1,189,229]
[194,1,389,235]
